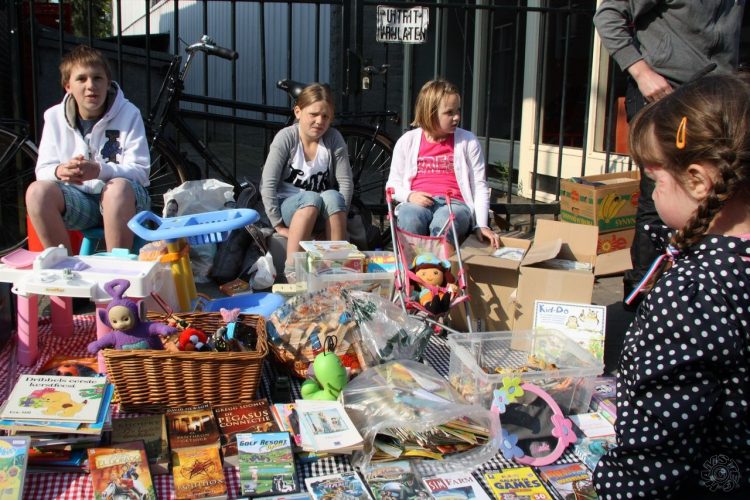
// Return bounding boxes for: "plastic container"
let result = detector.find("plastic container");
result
[193,292,286,318]
[446,330,604,415]
[294,251,395,299]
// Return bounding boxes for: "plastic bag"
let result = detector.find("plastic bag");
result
[341,360,501,472]
[163,179,235,283]
[248,251,276,290]
[342,289,432,364]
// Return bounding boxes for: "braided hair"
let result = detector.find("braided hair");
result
[628,73,750,251]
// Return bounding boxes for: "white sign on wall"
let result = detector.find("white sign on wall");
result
[376,6,429,44]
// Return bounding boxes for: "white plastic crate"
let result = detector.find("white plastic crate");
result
[447,329,604,415]
[294,251,395,299]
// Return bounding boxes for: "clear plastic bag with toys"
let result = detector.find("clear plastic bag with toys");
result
[266,288,367,378]
[341,360,501,472]
[342,289,432,364]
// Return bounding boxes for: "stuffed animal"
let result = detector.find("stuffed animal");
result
[410,253,458,315]
[300,348,348,401]
[87,279,177,354]
[178,328,210,351]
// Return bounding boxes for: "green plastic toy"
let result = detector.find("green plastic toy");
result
[300,337,348,401]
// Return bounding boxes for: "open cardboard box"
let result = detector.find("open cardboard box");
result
[512,220,630,330]
[448,234,531,332]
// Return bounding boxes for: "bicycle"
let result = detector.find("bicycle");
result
[147,36,398,246]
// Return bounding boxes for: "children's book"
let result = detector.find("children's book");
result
[27,447,87,472]
[422,470,491,500]
[568,412,615,439]
[294,399,364,454]
[87,441,156,500]
[0,436,30,500]
[171,443,226,500]
[111,414,170,474]
[532,300,606,361]
[305,471,373,500]
[37,354,99,377]
[237,432,298,497]
[537,463,597,500]
[166,403,221,449]
[588,376,617,425]
[573,436,617,472]
[483,467,553,499]
[1,374,108,423]
[364,460,430,500]
[214,400,279,465]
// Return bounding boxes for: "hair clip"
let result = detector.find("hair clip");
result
[676,116,687,149]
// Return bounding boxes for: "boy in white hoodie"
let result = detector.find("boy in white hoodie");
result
[26,45,150,253]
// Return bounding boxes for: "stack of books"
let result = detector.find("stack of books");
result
[166,403,227,499]
[0,374,113,472]
[214,399,280,467]
[589,376,617,424]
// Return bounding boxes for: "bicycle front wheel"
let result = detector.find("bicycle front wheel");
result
[337,125,394,215]
[0,128,38,255]
[149,138,202,215]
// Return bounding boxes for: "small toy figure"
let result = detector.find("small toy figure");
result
[178,327,210,351]
[87,279,177,353]
[301,338,348,401]
[410,253,458,315]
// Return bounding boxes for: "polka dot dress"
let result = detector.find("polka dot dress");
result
[594,233,750,498]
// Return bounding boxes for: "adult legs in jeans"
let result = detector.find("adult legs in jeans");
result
[623,78,662,309]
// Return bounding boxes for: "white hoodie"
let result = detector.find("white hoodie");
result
[35,82,150,194]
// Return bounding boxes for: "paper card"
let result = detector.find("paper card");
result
[532,300,606,361]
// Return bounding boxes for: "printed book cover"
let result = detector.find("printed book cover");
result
[111,414,169,473]
[166,403,221,449]
[532,300,606,361]
[422,470,491,500]
[237,432,298,497]
[363,460,430,500]
[1,375,108,423]
[295,399,364,454]
[537,463,597,500]
[573,436,617,472]
[568,412,615,439]
[0,435,30,500]
[171,444,226,500]
[271,403,302,447]
[305,471,373,500]
[37,355,99,377]
[87,441,156,500]
[215,400,279,462]
[483,467,553,499]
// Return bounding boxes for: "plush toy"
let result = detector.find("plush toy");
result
[410,253,458,315]
[87,279,177,354]
[178,328,210,351]
[300,339,348,401]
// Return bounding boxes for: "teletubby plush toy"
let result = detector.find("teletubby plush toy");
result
[300,338,348,401]
[87,279,177,354]
[410,253,458,315]
[178,328,210,351]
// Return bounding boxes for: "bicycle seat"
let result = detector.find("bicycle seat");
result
[277,79,308,99]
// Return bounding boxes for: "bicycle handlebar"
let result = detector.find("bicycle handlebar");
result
[186,36,238,61]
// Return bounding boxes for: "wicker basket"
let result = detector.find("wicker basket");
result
[103,312,267,413]
[268,339,365,379]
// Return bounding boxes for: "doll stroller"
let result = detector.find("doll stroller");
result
[385,188,474,333]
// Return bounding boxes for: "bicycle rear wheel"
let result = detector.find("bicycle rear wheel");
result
[338,125,394,211]
[0,127,38,255]
[148,138,201,215]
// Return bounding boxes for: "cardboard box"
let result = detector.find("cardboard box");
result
[448,235,531,332]
[560,171,640,233]
[597,228,634,254]
[513,220,599,331]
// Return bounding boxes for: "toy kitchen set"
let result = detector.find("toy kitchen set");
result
[0,246,166,366]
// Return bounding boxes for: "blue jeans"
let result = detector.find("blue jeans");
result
[280,189,346,233]
[396,197,472,237]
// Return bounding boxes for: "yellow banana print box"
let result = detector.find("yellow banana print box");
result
[560,171,640,233]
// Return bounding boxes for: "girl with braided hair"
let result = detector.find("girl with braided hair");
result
[594,73,750,498]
